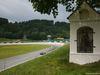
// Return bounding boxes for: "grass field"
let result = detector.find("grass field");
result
[0,45,51,59]
[0,38,14,42]
[0,38,33,43]
[0,44,100,75]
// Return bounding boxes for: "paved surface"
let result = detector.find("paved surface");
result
[0,43,65,72]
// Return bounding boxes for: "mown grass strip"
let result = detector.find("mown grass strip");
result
[0,44,100,75]
[0,45,51,59]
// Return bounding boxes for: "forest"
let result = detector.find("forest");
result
[0,17,70,40]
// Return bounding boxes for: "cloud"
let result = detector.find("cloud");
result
[0,0,71,23]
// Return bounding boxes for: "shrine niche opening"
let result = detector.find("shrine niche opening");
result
[77,27,93,53]
[79,9,89,20]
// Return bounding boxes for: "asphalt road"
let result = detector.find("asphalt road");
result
[0,44,63,72]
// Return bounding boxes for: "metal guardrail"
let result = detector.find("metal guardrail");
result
[24,40,70,43]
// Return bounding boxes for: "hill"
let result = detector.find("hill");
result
[0,18,70,40]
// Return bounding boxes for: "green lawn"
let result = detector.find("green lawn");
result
[0,38,34,43]
[0,38,14,42]
[0,44,100,75]
[0,45,51,59]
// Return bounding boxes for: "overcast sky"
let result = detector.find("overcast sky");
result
[0,0,71,23]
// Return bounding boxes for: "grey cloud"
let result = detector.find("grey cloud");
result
[0,0,71,23]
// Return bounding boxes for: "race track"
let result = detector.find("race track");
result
[0,42,66,72]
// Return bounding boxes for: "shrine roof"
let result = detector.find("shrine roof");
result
[67,2,100,19]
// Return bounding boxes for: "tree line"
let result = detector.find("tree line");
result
[0,17,70,40]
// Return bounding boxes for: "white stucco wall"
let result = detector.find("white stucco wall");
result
[69,2,100,65]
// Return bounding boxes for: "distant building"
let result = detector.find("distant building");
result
[47,35,52,40]
[23,34,27,40]
[67,2,100,65]
[57,38,64,40]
